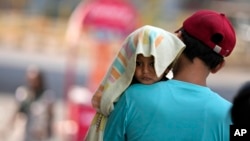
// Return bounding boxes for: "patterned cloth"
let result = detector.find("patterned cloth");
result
[85,25,185,141]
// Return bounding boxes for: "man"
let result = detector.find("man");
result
[103,10,236,141]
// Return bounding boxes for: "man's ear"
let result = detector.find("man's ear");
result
[176,30,183,40]
[211,60,225,73]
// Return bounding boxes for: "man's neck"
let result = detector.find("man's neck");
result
[173,57,210,86]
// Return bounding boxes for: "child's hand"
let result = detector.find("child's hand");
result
[92,91,102,111]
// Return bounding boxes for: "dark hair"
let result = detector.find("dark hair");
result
[181,29,224,69]
[231,81,250,125]
[26,67,45,98]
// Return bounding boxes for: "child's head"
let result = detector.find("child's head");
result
[134,54,170,85]
[91,25,185,112]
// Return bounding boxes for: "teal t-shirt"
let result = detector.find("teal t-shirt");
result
[104,80,232,141]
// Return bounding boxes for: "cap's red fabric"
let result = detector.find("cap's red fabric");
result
[181,10,236,57]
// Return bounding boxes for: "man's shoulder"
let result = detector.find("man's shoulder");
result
[124,81,169,99]
[208,91,232,107]
[128,81,167,91]
[205,93,232,120]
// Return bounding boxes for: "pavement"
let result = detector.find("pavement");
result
[0,93,67,141]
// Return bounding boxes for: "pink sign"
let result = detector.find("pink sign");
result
[82,0,138,35]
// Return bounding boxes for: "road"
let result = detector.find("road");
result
[0,49,90,98]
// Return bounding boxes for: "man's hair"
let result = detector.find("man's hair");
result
[181,29,224,69]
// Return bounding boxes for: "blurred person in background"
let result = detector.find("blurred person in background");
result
[231,81,250,125]
[12,65,55,141]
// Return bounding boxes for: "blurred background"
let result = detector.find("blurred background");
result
[0,0,249,141]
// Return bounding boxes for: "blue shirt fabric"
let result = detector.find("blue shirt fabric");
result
[103,79,232,141]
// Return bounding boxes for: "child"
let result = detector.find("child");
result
[85,25,185,141]
[131,54,171,85]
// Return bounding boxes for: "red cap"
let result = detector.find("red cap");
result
[180,10,236,57]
